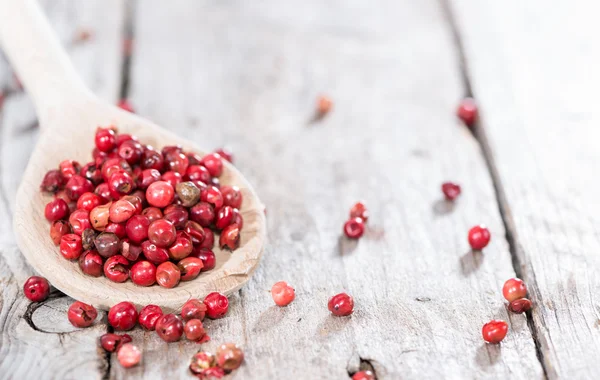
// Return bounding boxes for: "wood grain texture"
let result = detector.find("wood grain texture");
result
[123,0,543,378]
[0,1,124,378]
[448,0,600,378]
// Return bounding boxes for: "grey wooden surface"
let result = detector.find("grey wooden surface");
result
[0,0,592,379]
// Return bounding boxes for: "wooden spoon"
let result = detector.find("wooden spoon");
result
[0,0,266,311]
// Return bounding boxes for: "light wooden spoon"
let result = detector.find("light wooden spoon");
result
[0,0,266,311]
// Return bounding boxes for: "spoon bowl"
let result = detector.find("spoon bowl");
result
[1,0,266,311]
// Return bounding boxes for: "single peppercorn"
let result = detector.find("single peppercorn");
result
[100,333,132,353]
[44,198,69,222]
[67,301,98,328]
[441,182,461,201]
[502,278,527,302]
[23,276,50,302]
[178,257,204,281]
[353,370,375,380]
[94,232,121,258]
[181,299,207,321]
[216,343,244,371]
[138,305,163,330]
[81,228,97,251]
[130,261,157,287]
[189,351,216,374]
[482,320,508,344]
[40,169,66,193]
[467,225,490,250]
[349,202,368,222]
[219,223,240,250]
[155,314,184,342]
[190,247,216,271]
[184,319,209,342]
[156,261,181,288]
[146,181,175,208]
[271,281,295,306]
[104,255,130,283]
[108,301,138,331]
[343,217,365,239]
[457,97,478,127]
[509,298,532,314]
[50,220,71,245]
[176,181,201,207]
[203,292,229,319]
[78,250,104,277]
[117,343,142,368]
[316,95,333,115]
[60,233,83,260]
[328,293,354,316]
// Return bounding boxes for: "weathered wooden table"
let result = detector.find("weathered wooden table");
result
[0,0,597,378]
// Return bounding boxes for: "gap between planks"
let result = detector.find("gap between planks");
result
[438,0,549,378]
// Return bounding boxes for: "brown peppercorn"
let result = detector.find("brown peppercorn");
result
[81,228,97,251]
[216,343,244,371]
[176,182,201,207]
[94,232,121,258]
[509,298,532,314]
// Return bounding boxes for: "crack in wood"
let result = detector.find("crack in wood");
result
[438,0,549,378]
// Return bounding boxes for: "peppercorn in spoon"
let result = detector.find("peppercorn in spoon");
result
[0,0,266,310]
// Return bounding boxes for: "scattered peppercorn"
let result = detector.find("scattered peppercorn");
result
[467,224,490,250]
[482,320,508,344]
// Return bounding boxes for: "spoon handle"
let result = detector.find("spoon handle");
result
[0,0,93,123]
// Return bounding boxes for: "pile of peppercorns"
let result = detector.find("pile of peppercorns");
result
[40,126,241,288]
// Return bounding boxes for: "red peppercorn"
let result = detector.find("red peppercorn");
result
[216,343,244,371]
[215,206,234,230]
[200,153,223,177]
[161,170,183,189]
[184,319,209,342]
[130,260,157,287]
[138,168,161,189]
[155,313,184,342]
[69,209,92,235]
[76,192,103,212]
[108,171,135,198]
[156,261,181,288]
[441,182,461,201]
[185,165,211,184]
[165,152,189,175]
[138,304,163,330]
[142,207,163,223]
[184,220,205,245]
[352,370,375,380]
[191,247,216,271]
[67,301,98,328]
[214,148,233,163]
[60,233,83,260]
[117,343,141,368]
[200,228,214,250]
[167,231,193,261]
[349,202,368,222]
[328,293,354,316]
[457,97,478,127]
[108,301,138,331]
[90,203,111,231]
[502,278,527,302]
[81,163,103,185]
[118,140,143,165]
[178,257,204,281]
[78,250,104,277]
[146,181,175,208]
[163,204,189,229]
[100,333,132,352]
[343,217,365,239]
[509,298,532,314]
[148,219,177,247]
[231,208,243,229]
[189,351,216,374]
[120,239,142,261]
[141,241,170,265]
[482,320,508,344]
[200,186,223,210]
[221,185,243,209]
[94,183,113,202]
[23,276,50,302]
[50,220,71,245]
[94,232,121,258]
[101,158,131,182]
[181,299,207,321]
[220,223,240,250]
[271,281,295,306]
[468,225,491,250]
[105,222,127,239]
[44,198,69,221]
[104,255,130,283]
[189,202,215,227]
[203,292,229,319]
[95,127,117,152]
[122,194,143,215]
[59,159,81,179]
[125,214,150,244]
[317,95,333,115]
[65,175,94,201]
[40,169,66,193]
[141,148,164,171]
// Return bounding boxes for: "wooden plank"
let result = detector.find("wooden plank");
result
[447,0,600,378]
[127,0,543,378]
[0,1,125,378]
